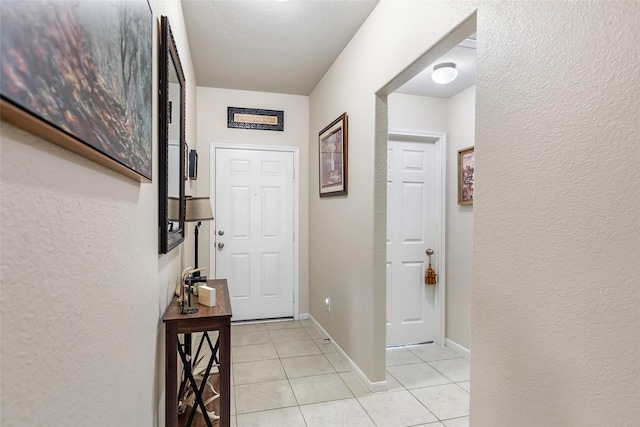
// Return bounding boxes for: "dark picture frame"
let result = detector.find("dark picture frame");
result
[189,149,198,180]
[319,113,348,197]
[0,0,153,182]
[227,106,284,131]
[458,146,474,205]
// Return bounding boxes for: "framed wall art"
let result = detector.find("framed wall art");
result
[319,113,348,197]
[458,146,474,205]
[189,149,198,180]
[227,106,284,131]
[0,0,153,182]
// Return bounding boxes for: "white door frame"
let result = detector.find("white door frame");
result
[387,129,446,345]
[210,143,301,320]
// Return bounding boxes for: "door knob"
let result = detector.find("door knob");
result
[218,230,224,236]
[217,242,224,249]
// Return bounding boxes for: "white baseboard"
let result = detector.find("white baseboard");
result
[297,313,309,320]
[446,338,470,359]
[309,315,387,393]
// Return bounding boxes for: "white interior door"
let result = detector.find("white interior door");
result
[386,137,441,346]
[215,148,295,321]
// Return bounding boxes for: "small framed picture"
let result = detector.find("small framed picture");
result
[189,149,198,180]
[319,113,348,197]
[458,146,474,205]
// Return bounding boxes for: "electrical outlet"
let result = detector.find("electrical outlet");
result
[325,298,331,312]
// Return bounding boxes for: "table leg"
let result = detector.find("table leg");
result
[219,321,231,427]
[166,322,178,427]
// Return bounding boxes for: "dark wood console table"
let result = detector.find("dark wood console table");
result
[163,279,232,427]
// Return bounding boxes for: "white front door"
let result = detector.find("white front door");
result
[386,136,441,346]
[214,148,295,321]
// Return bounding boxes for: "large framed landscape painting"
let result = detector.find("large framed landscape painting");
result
[0,0,153,182]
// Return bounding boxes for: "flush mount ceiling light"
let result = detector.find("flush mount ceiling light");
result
[431,62,458,84]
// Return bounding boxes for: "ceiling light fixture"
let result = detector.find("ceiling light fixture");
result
[431,62,458,84]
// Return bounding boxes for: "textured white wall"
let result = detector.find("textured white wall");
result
[472,2,640,425]
[446,86,474,351]
[0,1,195,426]
[195,87,310,315]
[388,93,448,133]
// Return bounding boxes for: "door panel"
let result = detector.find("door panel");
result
[261,253,280,296]
[215,148,294,321]
[401,261,423,321]
[387,138,438,346]
[230,254,250,298]
[402,182,425,241]
[231,187,250,237]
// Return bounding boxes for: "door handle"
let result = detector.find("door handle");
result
[218,230,224,236]
[217,242,224,250]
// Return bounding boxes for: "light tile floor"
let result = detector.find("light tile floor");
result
[229,319,470,427]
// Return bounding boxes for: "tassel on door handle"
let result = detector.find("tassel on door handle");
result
[425,248,437,285]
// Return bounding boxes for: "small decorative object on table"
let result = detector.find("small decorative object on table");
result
[180,267,208,314]
[198,285,217,307]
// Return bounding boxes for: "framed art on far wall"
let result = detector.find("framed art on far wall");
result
[458,146,474,205]
[319,112,348,197]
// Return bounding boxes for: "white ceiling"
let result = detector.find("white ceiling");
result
[181,0,379,95]
[396,35,476,99]
[181,1,475,98]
